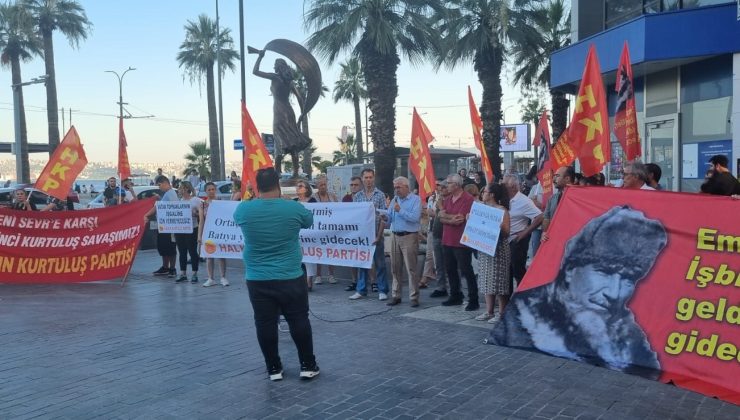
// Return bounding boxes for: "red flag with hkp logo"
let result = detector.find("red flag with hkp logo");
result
[409,108,436,203]
[533,110,554,204]
[614,41,641,161]
[568,45,610,176]
[34,126,88,201]
[118,118,131,181]
[240,100,273,198]
[467,86,493,183]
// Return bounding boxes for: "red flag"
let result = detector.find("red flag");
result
[533,110,554,204]
[118,118,131,181]
[467,86,493,183]
[34,126,88,201]
[241,100,273,198]
[549,127,576,171]
[614,41,641,161]
[409,108,436,203]
[568,45,610,177]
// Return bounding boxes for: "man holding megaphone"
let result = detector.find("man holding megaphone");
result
[385,177,422,307]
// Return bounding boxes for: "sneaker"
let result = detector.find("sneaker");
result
[475,312,493,321]
[314,276,323,285]
[202,278,216,287]
[190,274,198,284]
[371,284,378,293]
[152,266,168,276]
[349,293,364,300]
[488,314,502,324]
[299,362,320,380]
[175,274,188,283]
[378,292,388,301]
[268,363,283,381]
[344,283,356,291]
[328,275,336,284]
[220,277,230,287]
[167,269,176,278]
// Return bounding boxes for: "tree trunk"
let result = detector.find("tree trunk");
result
[206,65,221,179]
[353,94,363,162]
[300,118,312,177]
[12,58,30,183]
[551,90,569,140]
[475,47,504,182]
[361,41,399,195]
[43,30,60,155]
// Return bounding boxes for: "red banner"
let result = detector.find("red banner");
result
[533,110,554,204]
[118,118,131,181]
[614,41,641,161]
[489,187,740,404]
[0,199,153,283]
[568,45,610,176]
[241,100,273,198]
[409,108,436,202]
[467,86,493,183]
[34,126,88,201]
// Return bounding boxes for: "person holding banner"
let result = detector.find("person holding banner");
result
[198,182,228,287]
[145,175,179,278]
[11,188,36,211]
[386,176,422,307]
[175,181,202,283]
[294,180,318,291]
[312,175,338,285]
[234,167,319,381]
[475,183,511,324]
[350,168,389,301]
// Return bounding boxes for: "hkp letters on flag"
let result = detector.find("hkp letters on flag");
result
[34,126,88,201]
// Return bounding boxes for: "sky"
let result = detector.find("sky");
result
[0,0,525,166]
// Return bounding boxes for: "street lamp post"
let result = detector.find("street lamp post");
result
[13,75,48,183]
[105,67,136,121]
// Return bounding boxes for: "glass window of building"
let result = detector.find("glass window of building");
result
[682,0,734,9]
[606,0,643,27]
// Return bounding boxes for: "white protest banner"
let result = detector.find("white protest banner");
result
[155,201,193,234]
[301,202,375,269]
[199,200,243,259]
[460,201,504,256]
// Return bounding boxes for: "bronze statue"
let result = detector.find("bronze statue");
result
[249,39,322,158]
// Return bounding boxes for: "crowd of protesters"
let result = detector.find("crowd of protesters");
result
[8,155,739,322]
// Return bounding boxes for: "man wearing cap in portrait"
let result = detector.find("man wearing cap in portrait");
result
[488,206,667,379]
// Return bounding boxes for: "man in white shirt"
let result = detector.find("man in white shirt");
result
[622,162,655,190]
[503,174,543,293]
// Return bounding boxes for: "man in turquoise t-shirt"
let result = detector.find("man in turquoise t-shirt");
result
[233,168,319,382]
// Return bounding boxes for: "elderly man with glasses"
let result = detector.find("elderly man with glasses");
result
[438,174,478,310]
[622,162,654,190]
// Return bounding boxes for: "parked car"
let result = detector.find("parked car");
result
[196,181,233,200]
[86,186,162,209]
[0,186,78,210]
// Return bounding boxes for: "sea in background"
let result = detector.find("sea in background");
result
[76,176,154,193]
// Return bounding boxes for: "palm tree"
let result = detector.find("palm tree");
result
[0,3,42,183]
[23,0,91,156]
[332,57,366,162]
[435,0,529,181]
[510,0,570,139]
[176,14,239,180]
[333,133,357,165]
[183,140,210,180]
[305,0,440,194]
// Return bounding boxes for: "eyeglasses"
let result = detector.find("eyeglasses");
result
[350,183,360,187]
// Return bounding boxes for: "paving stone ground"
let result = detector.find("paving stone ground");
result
[1,250,738,419]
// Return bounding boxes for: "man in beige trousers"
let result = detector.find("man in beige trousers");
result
[385,177,422,307]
